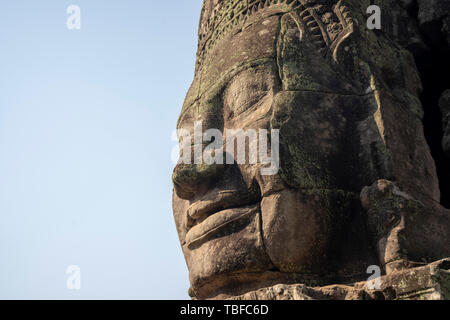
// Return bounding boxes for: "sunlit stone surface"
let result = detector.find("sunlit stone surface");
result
[172,0,450,300]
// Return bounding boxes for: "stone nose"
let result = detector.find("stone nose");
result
[172,162,225,200]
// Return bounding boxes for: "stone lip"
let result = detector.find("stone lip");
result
[223,258,450,300]
[185,205,259,249]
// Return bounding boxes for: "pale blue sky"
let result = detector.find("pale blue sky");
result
[0,1,202,299]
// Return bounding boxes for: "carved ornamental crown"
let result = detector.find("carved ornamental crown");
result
[196,0,354,71]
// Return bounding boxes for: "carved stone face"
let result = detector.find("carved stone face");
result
[172,0,440,299]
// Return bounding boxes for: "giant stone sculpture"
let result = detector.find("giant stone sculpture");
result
[172,0,450,300]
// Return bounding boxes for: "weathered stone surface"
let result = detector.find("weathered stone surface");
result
[361,180,450,274]
[443,16,450,46]
[441,90,450,158]
[172,0,450,300]
[228,259,450,300]
[417,0,450,47]
[418,0,450,26]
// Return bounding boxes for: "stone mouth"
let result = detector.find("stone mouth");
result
[185,204,259,249]
[186,189,240,220]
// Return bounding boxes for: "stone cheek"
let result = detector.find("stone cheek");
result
[261,189,333,274]
[271,91,380,191]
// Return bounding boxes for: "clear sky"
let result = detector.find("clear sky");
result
[0,0,203,299]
